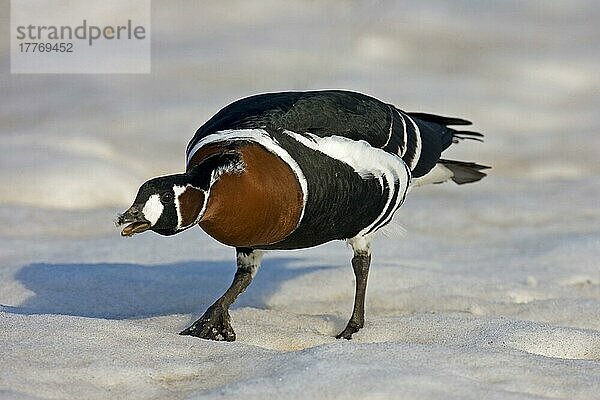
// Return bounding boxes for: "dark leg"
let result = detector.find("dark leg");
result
[336,238,372,340]
[180,248,262,341]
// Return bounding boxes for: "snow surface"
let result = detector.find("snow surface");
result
[1,1,600,399]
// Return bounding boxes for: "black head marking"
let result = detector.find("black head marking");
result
[187,151,244,190]
[120,150,244,237]
[128,174,187,236]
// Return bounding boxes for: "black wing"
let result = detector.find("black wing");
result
[187,90,482,178]
[187,90,392,152]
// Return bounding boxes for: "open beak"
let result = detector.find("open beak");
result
[117,206,152,237]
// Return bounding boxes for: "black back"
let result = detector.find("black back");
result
[187,90,472,178]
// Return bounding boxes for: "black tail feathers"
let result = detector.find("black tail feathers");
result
[408,111,484,145]
[408,112,472,126]
[439,159,490,185]
[406,111,489,184]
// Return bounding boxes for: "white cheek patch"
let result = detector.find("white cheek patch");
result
[142,194,164,226]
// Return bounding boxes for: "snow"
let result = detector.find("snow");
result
[1,0,600,399]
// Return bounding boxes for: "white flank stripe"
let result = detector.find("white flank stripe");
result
[142,194,164,226]
[186,129,308,221]
[188,129,411,236]
[285,131,410,236]
[395,109,407,156]
[375,161,411,232]
[382,108,394,148]
[406,114,422,169]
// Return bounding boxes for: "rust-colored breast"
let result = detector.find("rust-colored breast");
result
[197,142,304,248]
[178,187,205,228]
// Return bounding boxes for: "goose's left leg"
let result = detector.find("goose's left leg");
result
[180,248,262,341]
[336,237,372,340]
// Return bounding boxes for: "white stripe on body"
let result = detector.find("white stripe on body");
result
[186,129,309,224]
[404,113,422,170]
[285,131,411,236]
[371,160,412,233]
[173,185,186,229]
[395,108,407,156]
[188,129,411,237]
[173,184,207,231]
[382,107,394,148]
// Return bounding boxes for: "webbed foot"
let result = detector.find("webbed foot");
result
[179,303,236,341]
[335,320,362,340]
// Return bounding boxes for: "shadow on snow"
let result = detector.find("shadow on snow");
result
[4,258,328,319]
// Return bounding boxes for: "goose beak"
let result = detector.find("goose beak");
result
[117,206,152,237]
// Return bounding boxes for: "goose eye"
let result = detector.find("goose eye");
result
[160,192,173,203]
